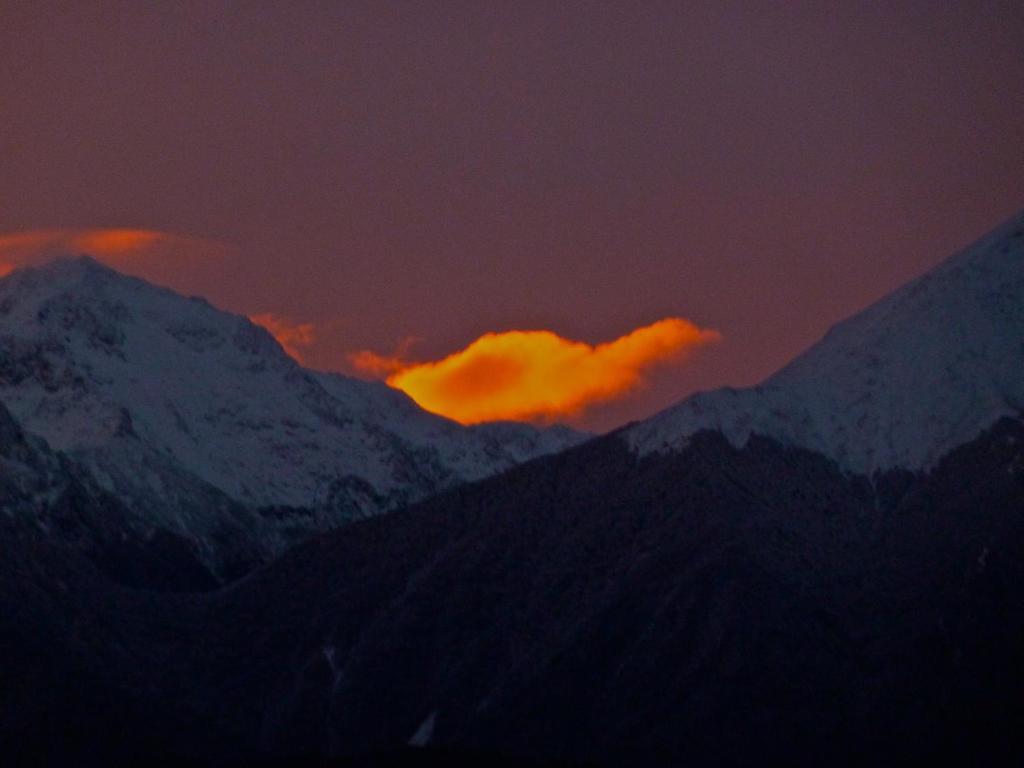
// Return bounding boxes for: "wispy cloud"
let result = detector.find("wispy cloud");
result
[0,227,233,276]
[249,314,317,363]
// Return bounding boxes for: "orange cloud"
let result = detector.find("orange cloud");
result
[0,228,233,280]
[0,226,237,303]
[250,313,316,363]
[74,229,164,255]
[0,228,167,264]
[0,262,14,279]
[349,336,421,377]
[350,349,406,377]
[355,318,720,424]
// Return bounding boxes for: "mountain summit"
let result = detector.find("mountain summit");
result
[630,210,1024,473]
[0,255,582,574]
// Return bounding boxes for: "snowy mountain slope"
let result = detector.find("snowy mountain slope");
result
[0,398,240,590]
[629,210,1024,473]
[0,256,584,568]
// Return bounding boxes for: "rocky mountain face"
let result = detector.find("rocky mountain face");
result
[0,257,583,580]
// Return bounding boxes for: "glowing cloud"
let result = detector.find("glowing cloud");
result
[0,228,234,287]
[354,318,720,424]
[0,228,170,264]
[249,314,317,363]
[73,229,164,255]
[349,349,405,377]
[349,336,421,377]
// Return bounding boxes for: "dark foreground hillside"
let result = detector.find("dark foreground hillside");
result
[3,416,1024,766]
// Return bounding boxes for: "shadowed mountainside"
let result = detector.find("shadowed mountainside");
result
[3,412,1022,766]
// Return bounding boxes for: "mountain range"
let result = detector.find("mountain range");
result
[0,258,582,582]
[1,211,1022,766]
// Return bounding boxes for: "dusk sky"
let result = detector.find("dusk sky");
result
[2,1,1022,430]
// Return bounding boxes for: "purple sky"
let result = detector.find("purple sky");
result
[2,1,1022,430]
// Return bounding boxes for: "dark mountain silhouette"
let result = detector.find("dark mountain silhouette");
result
[3,408,1022,765]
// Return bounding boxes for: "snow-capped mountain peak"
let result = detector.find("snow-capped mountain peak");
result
[628,210,1024,473]
[0,255,584,570]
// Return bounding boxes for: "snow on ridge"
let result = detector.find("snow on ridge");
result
[0,254,585,534]
[628,210,1024,473]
